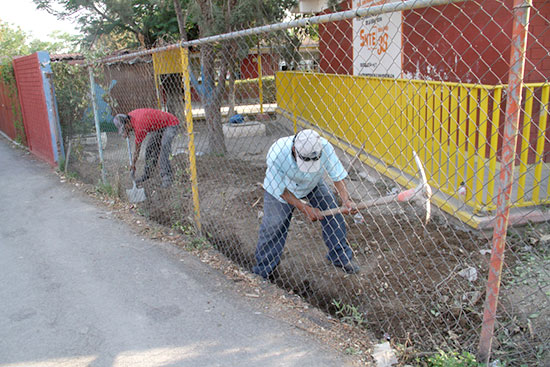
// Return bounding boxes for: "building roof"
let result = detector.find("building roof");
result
[50,53,85,65]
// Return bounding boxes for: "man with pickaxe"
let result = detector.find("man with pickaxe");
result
[253,129,361,279]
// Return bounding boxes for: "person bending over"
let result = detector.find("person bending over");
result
[113,108,180,188]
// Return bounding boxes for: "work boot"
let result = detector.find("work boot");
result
[336,260,360,274]
[161,176,172,188]
[135,176,149,185]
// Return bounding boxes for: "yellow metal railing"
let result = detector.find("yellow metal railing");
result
[276,72,550,217]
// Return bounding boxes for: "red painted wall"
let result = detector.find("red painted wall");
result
[319,0,353,75]
[240,53,277,79]
[525,0,550,83]
[402,1,512,84]
[319,0,548,84]
[13,53,55,165]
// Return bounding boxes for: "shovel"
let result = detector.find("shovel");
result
[125,137,146,203]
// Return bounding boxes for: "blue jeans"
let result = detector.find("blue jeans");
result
[137,125,178,184]
[253,180,354,278]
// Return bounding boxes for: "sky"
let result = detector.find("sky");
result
[0,0,80,41]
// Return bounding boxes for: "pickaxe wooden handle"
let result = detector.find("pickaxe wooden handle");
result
[320,151,432,223]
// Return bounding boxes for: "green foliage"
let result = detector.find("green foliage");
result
[171,220,210,250]
[234,76,275,103]
[34,0,188,49]
[51,62,93,141]
[189,0,297,45]
[331,300,366,327]
[344,347,362,355]
[0,60,26,143]
[29,31,81,54]
[186,236,211,251]
[0,61,16,89]
[58,157,66,172]
[0,20,29,58]
[95,180,113,196]
[425,350,484,367]
[273,32,302,70]
[172,220,194,235]
[227,0,296,29]
[28,0,298,52]
[1,19,80,57]
[66,171,78,179]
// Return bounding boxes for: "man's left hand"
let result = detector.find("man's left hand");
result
[333,180,357,215]
[340,198,358,215]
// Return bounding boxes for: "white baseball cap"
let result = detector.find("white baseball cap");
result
[293,129,323,173]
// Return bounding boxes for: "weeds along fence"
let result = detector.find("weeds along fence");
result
[0,66,26,145]
[54,0,549,365]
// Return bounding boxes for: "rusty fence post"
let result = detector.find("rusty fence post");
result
[477,0,532,363]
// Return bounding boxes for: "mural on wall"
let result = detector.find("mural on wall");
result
[83,79,117,132]
[353,0,403,78]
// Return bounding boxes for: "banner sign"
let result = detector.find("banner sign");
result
[353,0,402,78]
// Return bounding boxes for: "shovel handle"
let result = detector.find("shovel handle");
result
[126,137,133,165]
[126,137,137,181]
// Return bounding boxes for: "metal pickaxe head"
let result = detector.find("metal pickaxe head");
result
[413,151,432,224]
[319,151,432,222]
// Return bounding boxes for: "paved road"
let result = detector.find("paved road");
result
[0,138,354,367]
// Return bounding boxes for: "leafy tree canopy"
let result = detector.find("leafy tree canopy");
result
[33,0,190,49]
[0,19,78,60]
[0,20,31,59]
[33,0,298,50]
[188,0,296,38]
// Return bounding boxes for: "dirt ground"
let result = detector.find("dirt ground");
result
[66,117,548,365]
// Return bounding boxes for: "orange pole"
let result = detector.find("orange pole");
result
[478,0,531,362]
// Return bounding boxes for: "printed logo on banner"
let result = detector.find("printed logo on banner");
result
[353,0,402,78]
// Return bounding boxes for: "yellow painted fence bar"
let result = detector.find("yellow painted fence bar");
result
[276,72,550,217]
[179,46,202,233]
[476,88,490,210]
[487,86,503,211]
[518,87,534,204]
[534,85,549,201]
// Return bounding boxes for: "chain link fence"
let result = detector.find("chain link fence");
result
[53,0,549,365]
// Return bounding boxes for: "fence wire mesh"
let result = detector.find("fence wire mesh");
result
[53,0,549,365]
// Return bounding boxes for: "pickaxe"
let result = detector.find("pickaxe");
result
[320,151,432,223]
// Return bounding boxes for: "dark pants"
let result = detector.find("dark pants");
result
[137,125,178,185]
[253,180,354,278]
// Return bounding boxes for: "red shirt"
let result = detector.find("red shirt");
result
[128,109,180,144]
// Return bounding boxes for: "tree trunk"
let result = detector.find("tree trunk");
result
[228,68,236,117]
[204,97,226,154]
[201,43,227,155]
[173,0,187,42]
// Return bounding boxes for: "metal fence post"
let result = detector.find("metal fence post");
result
[179,45,202,233]
[292,75,297,133]
[87,66,107,185]
[257,47,264,115]
[477,0,532,362]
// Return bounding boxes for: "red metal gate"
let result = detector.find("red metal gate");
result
[12,52,63,166]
